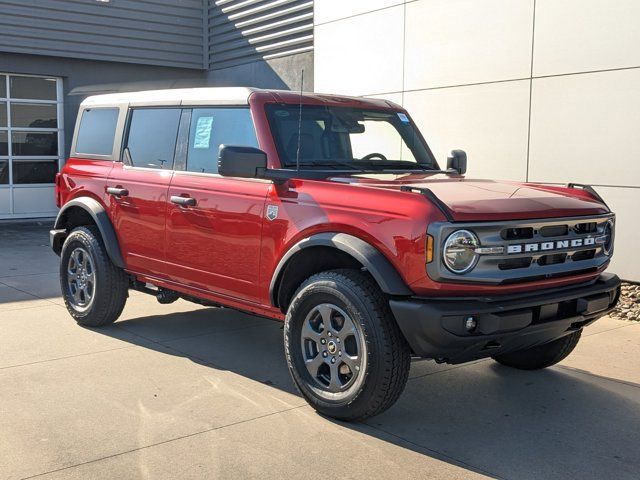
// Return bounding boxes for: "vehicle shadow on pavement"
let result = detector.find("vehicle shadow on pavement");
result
[93,306,640,480]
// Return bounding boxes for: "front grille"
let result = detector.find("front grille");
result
[427,214,614,285]
[499,267,600,285]
[499,257,531,270]
[501,227,533,240]
[572,249,596,261]
[538,253,567,266]
[575,222,597,234]
[539,225,568,237]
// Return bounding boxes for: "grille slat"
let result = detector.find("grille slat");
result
[501,227,533,240]
[539,225,568,237]
[538,253,567,266]
[498,257,532,270]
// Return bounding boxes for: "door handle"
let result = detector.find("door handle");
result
[170,195,197,207]
[106,186,129,197]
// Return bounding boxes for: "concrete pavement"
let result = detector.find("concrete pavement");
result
[1,224,639,479]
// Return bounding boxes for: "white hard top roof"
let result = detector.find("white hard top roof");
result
[80,87,262,107]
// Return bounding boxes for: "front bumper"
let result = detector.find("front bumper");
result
[50,228,67,256]
[390,273,621,364]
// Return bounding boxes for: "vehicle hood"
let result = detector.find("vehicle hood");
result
[330,173,609,221]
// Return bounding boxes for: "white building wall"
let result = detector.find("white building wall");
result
[314,0,640,281]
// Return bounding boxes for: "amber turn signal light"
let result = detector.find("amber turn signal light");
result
[426,235,434,263]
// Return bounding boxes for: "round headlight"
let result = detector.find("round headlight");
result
[602,220,614,256]
[443,230,480,274]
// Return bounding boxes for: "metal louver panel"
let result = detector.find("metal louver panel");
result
[0,0,204,69]
[208,0,313,70]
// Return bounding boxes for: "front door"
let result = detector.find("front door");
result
[164,107,269,303]
[107,107,182,277]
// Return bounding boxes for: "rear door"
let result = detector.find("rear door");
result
[165,107,269,303]
[107,107,181,277]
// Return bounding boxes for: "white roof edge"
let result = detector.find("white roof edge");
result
[80,87,260,107]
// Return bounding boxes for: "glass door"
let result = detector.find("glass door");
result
[0,73,63,219]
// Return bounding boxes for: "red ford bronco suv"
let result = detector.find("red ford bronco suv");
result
[51,87,620,420]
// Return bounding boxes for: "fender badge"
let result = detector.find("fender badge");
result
[266,204,279,221]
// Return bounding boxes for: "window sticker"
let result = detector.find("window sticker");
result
[194,116,214,149]
[397,113,410,124]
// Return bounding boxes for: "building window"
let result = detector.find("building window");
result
[9,76,57,101]
[0,160,8,184]
[0,73,63,218]
[11,103,57,128]
[0,131,7,155]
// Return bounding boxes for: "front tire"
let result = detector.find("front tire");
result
[284,269,411,421]
[60,226,128,327]
[492,330,582,370]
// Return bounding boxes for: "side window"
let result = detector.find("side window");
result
[75,108,119,156]
[186,108,258,174]
[125,108,181,169]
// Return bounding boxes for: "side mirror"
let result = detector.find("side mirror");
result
[447,149,467,175]
[218,145,267,179]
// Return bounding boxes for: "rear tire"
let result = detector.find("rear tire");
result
[284,269,411,421]
[492,330,582,370]
[60,226,128,327]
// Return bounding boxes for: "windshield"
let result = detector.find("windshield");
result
[265,104,437,171]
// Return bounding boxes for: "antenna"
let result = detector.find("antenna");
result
[295,69,304,171]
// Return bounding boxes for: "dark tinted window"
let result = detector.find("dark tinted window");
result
[0,131,6,155]
[185,108,258,174]
[12,132,57,156]
[126,108,181,169]
[0,160,8,184]
[76,108,119,156]
[11,103,57,128]
[0,102,6,127]
[10,76,57,100]
[13,160,57,184]
[0,75,6,98]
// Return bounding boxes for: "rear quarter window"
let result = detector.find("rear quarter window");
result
[75,108,119,156]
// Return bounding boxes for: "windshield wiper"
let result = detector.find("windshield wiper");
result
[353,160,451,174]
[287,160,452,174]
[294,161,363,171]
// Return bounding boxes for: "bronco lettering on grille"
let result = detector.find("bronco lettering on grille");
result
[507,237,595,254]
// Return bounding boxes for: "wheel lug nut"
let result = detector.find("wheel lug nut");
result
[322,352,328,357]
[331,357,336,364]
[327,332,332,337]
[338,351,342,356]
[320,338,326,344]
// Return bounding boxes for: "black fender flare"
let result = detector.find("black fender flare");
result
[53,197,125,269]
[269,232,412,307]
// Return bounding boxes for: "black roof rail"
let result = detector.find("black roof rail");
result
[399,185,454,222]
[567,183,610,212]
